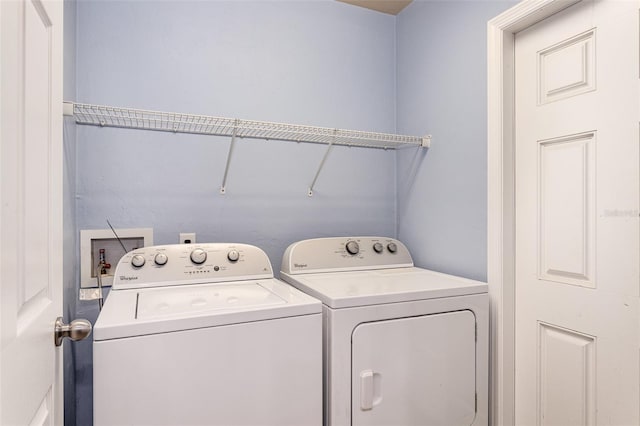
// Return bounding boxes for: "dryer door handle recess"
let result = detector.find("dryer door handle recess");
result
[359,370,382,411]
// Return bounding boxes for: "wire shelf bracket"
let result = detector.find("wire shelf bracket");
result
[64,102,432,194]
[220,122,238,195]
[308,130,337,197]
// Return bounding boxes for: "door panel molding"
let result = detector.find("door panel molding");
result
[538,29,596,104]
[538,131,596,288]
[537,321,596,426]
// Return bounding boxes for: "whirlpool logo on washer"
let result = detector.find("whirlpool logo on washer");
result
[294,263,308,269]
[119,275,139,281]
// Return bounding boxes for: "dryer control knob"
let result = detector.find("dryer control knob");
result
[190,248,207,264]
[373,242,383,253]
[154,253,168,266]
[345,241,360,255]
[227,250,240,262]
[131,254,146,268]
[387,242,398,253]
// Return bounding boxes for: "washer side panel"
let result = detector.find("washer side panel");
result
[94,314,322,426]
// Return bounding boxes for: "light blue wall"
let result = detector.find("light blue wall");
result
[62,1,77,425]
[396,0,516,282]
[75,0,398,266]
[72,1,397,424]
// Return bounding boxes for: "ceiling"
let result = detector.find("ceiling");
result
[337,0,413,15]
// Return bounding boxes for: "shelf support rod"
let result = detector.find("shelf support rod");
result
[220,121,238,194]
[308,130,336,197]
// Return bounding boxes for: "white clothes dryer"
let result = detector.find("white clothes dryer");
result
[93,243,322,426]
[280,237,488,426]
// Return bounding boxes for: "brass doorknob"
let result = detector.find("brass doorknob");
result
[54,317,92,347]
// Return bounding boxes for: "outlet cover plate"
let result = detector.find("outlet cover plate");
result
[180,232,196,244]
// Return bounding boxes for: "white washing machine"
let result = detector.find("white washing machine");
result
[280,237,489,426]
[93,243,322,426]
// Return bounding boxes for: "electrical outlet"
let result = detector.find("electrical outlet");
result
[180,233,196,244]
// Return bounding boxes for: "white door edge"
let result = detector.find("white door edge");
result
[1,0,64,423]
[487,1,582,425]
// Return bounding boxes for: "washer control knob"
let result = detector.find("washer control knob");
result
[373,242,384,253]
[227,250,240,262]
[387,242,398,253]
[190,248,207,264]
[131,254,146,268]
[345,241,360,255]
[154,253,168,266]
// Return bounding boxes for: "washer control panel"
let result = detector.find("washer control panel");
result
[112,243,273,290]
[281,237,413,274]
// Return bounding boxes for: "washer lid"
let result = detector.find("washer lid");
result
[136,282,286,320]
[93,278,321,341]
[281,267,488,309]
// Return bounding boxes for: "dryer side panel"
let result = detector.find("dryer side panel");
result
[351,310,476,426]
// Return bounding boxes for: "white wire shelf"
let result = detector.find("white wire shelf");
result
[63,101,431,196]
[64,102,431,150]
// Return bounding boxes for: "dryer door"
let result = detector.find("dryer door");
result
[352,310,476,426]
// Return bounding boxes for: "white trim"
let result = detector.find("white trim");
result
[486,1,581,425]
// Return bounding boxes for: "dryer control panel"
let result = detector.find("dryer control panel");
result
[112,243,273,290]
[281,237,414,274]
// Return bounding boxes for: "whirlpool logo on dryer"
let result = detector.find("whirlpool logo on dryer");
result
[120,275,139,281]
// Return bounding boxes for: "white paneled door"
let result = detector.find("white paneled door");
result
[1,0,64,425]
[515,1,639,425]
